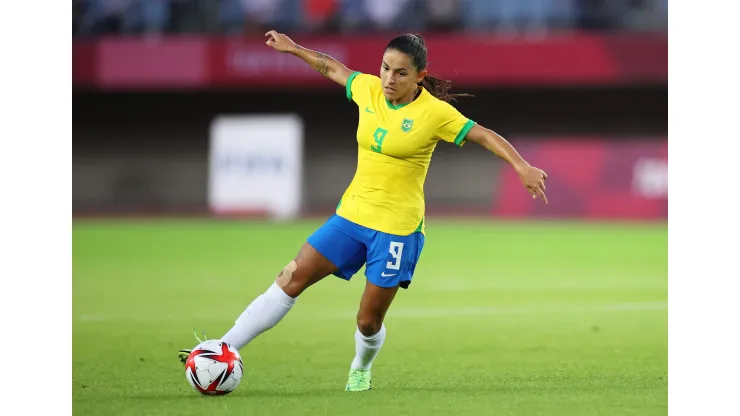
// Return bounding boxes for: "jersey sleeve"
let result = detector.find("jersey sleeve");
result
[345,72,380,107]
[435,101,477,147]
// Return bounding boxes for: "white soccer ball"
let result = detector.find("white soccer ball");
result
[184,340,244,395]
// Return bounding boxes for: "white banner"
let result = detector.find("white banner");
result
[208,115,303,219]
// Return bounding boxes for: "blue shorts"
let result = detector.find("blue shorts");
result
[307,214,425,289]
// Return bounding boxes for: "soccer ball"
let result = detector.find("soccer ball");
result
[185,340,244,395]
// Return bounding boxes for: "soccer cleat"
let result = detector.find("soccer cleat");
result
[345,369,372,391]
[178,349,191,365]
[178,328,209,365]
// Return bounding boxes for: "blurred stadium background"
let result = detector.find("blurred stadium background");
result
[72,1,667,414]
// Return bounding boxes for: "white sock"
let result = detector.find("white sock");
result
[350,324,387,371]
[220,283,296,350]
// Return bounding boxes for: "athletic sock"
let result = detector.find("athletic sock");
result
[220,283,296,350]
[350,324,387,370]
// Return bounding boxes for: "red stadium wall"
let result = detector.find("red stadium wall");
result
[73,33,667,90]
[492,139,667,220]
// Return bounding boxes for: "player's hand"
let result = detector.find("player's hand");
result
[265,30,298,53]
[516,164,548,204]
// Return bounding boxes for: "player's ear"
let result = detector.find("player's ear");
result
[416,69,427,85]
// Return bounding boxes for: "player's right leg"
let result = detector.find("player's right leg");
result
[178,243,336,363]
[217,242,339,350]
[179,214,366,363]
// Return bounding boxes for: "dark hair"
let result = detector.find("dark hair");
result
[385,33,472,103]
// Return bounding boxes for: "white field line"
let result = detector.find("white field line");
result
[420,280,667,292]
[384,301,666,318]
[75,301,666,323]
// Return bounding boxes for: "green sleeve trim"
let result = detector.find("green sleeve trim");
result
[345,72,361,102]
[454,119,476,146]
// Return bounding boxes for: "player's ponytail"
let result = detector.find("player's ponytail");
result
[420,73,472,103]
[386,34,472,103]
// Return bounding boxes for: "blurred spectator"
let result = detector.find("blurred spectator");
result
[497,0,551,36]
[461,0,576,36]
[551,0,577,29]
[241,0,288,32]
[243,0,274,33]
[273,0,303,32]
[424,0,460,32]
[73,0,667,36]
[363,0,425,32]
[77,0,134,35]
[123,0,172,35]
[73,0,85,33]
[219,0,302,34]
[218,0,246,33]
[75,0,174,35]
[170,0,208,33]
[460,0,500,32]
[337,0,368,32]
[364,0,410,31]
[577,0,625,30]
[305,0,338,31]
[620,0,668,31]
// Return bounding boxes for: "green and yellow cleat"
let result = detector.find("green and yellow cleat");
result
[345,369,372,391]
[178,349,191,365]
[178,328,209,365]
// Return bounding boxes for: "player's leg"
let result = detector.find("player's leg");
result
[345,231,425,391]
[218,242,339,350]
[355,280,400,363]
[345,280,398,388]
[179,214,367,363]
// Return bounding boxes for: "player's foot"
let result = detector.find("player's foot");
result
[345,369,372,391]
[178,349,191,365]
[178,328,209,365]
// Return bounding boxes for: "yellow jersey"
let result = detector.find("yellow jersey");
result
[335,72,476,236]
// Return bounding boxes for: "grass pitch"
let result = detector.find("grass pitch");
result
[73,219,667,415]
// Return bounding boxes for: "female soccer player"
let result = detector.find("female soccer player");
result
[180,31,548,392]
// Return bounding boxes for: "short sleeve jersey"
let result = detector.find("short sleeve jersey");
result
[335,72,477,235]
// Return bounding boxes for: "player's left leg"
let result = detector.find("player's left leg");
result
[345,230,425,391]
[345,280,399,391]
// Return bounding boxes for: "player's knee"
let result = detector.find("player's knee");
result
[276,260,301,296]
[356,314,383,336]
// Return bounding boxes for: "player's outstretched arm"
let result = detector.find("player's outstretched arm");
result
[265,30,354,87]
[465,124,549,204]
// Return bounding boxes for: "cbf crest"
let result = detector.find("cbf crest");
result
[401,118,414,133]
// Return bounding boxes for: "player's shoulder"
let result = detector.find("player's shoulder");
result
[422,90,462,117]
[347,72,381,103]
[357,72,381,82]
[353,72,381,88]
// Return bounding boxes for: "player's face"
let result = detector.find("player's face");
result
[380,49,426,101]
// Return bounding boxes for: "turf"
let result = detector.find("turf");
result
[73,219,667,415]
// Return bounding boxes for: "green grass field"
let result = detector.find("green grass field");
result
[73,219,667,416]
